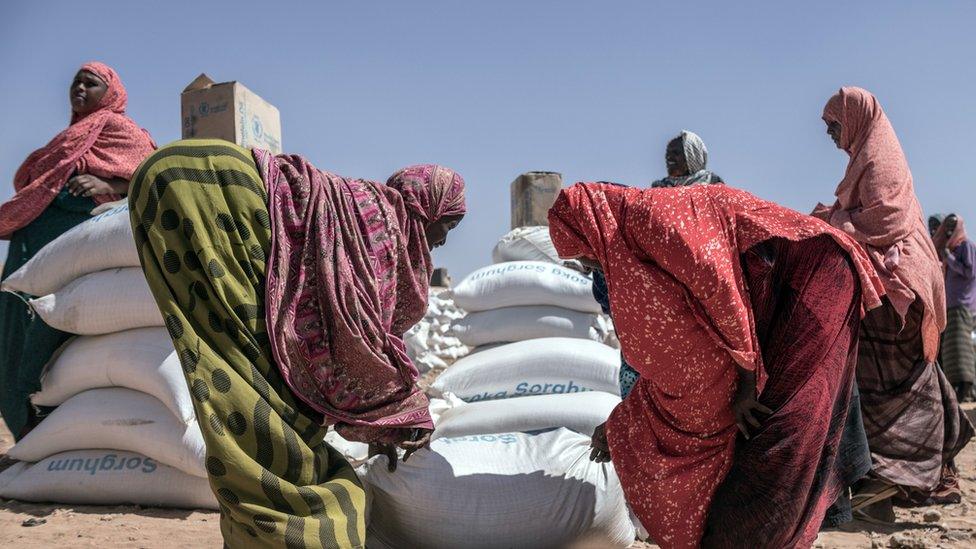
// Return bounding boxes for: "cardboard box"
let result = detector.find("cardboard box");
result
[180,73,282,154]
[510,171,562,229]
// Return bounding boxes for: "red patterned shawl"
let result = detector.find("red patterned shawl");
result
[548,183,883,548]
[255,150,465,444]
[0,61,156,239]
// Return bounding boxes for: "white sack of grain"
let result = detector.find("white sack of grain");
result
[450,261,600,313]
[29,267,163,335]
[430,338,620,402]
[430,391,618,440]
[0,449,216,510]
[31,328,192,423]
[449,305,607,347]
[2,204,138,296]
[363,428,635,548]
[491,226,562,265]
[8,387,206,478]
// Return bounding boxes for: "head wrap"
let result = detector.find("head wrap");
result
[679,130,708,174]
[817,86,945,361]
[0,61,156,239]
[385,164,466,224]
[256,152,466,444]
[933,215,968,252]
[653,130,720,188]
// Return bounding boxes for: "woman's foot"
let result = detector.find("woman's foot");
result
[852,478,898,524]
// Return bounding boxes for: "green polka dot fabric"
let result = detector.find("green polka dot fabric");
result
[129,139,366,548]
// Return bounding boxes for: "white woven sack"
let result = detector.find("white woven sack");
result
[450,261,600,313]
[430,338,620,402]
[491,226,562,264]
[431,392,619,440]
[0,449,216,510]
[8,387,206,478]
[2,204,139,296]
[363,428,635,548]
[450,305,604,347]
[31,328,192,423]
[29,267,163,335]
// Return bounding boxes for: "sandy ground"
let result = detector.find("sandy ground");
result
[1,408,974,548]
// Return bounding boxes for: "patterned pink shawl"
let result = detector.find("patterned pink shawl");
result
[0,61,156,239]
[815,87,945,362]
[254,151,466,444]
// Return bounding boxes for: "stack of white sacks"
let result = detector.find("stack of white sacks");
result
[336,226,638,548]
[0,203,215,510]
[403,290,469,374]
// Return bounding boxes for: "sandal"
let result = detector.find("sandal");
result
[851,480,899,513]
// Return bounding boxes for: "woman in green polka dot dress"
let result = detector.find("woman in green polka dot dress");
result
[128,139,466,548]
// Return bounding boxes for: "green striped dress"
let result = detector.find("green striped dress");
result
[128,139,366,548]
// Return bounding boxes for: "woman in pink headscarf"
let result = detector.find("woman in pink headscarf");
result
[817,87,973,517]
[128,138,465,546]
[0,62,155,438]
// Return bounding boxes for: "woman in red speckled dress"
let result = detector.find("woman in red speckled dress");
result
[549,182,884,548]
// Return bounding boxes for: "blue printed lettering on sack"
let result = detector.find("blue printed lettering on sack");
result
[438,433,518,445]
[548,265,590,286]
[464,380,592,402]
[467,262,547,282]
[46,454,158,475]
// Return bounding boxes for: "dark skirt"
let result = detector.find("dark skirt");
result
[857,299,974,490]
[940,305,975,386]
[0,189,95,438]
[703,236,861,549]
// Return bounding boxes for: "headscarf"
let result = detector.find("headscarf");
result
[816,86,945,361]
[652,130,721,188]
[256,151,465,444]
[550,183,882,379]
[0,61,156,239]
[933,215,968,252]
[547,182,883,547]
[385,164,466,304]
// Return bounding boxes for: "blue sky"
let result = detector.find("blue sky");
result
[2,1,973,279]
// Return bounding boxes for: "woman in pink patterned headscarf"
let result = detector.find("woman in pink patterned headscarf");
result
[128,138,465,546]
[0,62,155,439]
[817,87,972,518]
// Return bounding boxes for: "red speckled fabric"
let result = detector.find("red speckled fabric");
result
[548,183,882,548]
[0,61,156,239]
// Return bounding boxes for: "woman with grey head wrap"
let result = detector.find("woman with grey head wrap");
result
[652,130,724,188]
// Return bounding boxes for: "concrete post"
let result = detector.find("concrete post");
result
[510,171,562,229]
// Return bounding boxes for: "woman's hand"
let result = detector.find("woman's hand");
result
[66,174,119,197]
[733,368,770,439]
[589,422,611,463]
[368,428,433,472]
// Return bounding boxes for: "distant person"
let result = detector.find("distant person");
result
[128,139,465,547]
[931,214,976,402]
[651,130,723,188]
[815,87,973,517]
[0,62,155,438]
[550,182,884,548]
